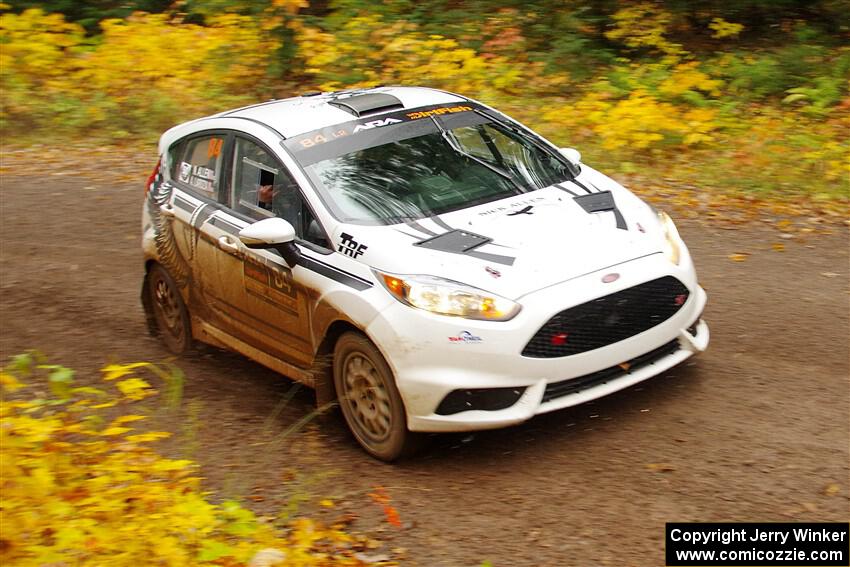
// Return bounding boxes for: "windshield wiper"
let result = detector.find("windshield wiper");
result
[474,110,580,179]
[430,117,528,193]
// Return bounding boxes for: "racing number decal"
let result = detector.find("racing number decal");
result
[243,258,298,314]
[299,129,348,149]
[207,137,223,159]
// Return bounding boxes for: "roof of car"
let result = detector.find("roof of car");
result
[212,86,468,139]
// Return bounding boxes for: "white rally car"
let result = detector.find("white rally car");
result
[141,86,709,460]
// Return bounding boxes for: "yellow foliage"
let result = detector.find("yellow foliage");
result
[709,17,744,39]
[0,355,372,566]
[0,5,846,201]
[0,9,282,134]
[659,62,723,98]
[81,12,279,115]
[605,2,683,57]
[543,88,719,151]
[0,8,86,120]
[294,14,525,96]
[0,9,83,75]
[272,0,308,14]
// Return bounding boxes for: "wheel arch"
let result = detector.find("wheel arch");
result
[140,259,159,337]
[312,319,361,406]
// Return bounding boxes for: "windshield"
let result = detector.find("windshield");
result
[286,106,574,225]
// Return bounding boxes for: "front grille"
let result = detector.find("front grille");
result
[522,276,689,358]
[542,339,680,403]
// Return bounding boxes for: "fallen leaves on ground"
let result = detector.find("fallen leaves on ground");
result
[646,463,676,472]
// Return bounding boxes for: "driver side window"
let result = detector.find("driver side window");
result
[231,137,329,249]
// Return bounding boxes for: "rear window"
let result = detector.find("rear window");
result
[172,134,226,197]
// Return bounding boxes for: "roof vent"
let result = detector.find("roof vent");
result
[328,93,404,117]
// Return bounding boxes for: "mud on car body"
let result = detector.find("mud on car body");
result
[141,86,709,461]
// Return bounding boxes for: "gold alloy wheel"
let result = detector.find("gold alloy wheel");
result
[148,264,191,354]
[342,352,393,443]
[153,276,184,337]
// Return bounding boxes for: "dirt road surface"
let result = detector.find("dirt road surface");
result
[1,168,848,566]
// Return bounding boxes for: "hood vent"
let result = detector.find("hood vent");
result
[328,93,404,117]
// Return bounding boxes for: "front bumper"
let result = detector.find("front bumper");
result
[365,253,709,433]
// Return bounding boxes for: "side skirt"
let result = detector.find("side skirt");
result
[192,318,317,388]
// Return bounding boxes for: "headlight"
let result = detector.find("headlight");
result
[376,272,521,321]
[657,210,681,265]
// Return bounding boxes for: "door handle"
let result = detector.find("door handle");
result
[217,236,240,254]
[160,204,176,218]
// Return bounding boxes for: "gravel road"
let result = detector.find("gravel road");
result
[1,170,847,566]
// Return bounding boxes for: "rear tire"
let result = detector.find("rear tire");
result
[148,264,192,354]
[333,332,422,461]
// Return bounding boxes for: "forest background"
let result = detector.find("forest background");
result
[1,0,849,206]
[1,2,848,564]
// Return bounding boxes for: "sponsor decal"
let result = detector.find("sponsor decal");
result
[192,165,216,180]
[485,266,501,278]
[507,205,534,216]
[406,105,473,120]
[243,257,298,313]
[478,196,546,216]
[338,232,368,258]
[601,273,620,283]
[289,103,482,153]
[448,331,483,343]
[352,117,402,133]
[178,161,191,183]
[176,163,217,192]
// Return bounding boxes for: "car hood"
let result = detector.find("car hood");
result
[332,167,668,299]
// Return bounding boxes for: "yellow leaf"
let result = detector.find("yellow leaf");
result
[116,378,154,400]
[728,253,750,262]
[126,431,171,443]
[102,362,150,381]
[101,426,132,436]
[320,499,335,508]
[709,17,744,39]
[772,243,785,252]
[110,415,147,426]
[823,483,841,496]
[71,386,106,397]
[0,371,23,392]
[646,463,676,472]
[153,459,194,472]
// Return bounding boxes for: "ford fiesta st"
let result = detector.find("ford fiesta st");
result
[141,86,709,461]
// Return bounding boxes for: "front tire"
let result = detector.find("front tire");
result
[148,264,192,354]
[333,332,421,461]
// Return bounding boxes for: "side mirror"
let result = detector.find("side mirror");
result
[239,218,300,267]
[559,147,581,164]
